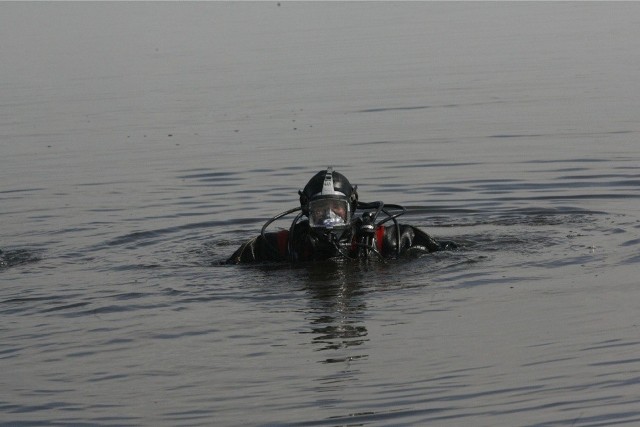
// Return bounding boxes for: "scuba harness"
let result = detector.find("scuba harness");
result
[260,200,407,262]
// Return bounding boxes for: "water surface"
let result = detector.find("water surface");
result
[2,3,640,426]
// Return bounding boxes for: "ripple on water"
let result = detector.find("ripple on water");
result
[0,248,40,270]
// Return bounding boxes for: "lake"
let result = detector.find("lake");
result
[2,2,640,426]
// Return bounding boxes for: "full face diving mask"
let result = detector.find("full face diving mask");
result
[308,197,351,229]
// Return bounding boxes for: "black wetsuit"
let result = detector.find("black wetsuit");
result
[226,220,456,264]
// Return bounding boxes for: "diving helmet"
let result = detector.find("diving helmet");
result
[299,167,358,232]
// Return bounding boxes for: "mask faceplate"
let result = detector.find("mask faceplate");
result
[309,197,350,229]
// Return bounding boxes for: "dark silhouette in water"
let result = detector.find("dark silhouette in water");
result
[0,249,40,269]
[227,168,457,264]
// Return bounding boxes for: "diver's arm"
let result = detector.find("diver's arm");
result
[410,225,457,251]
[399,225,442,253]
[225,236,260,264]
[225,231,289,264]
[379,224,455,256]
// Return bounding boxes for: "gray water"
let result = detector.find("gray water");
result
[2,2,640,426]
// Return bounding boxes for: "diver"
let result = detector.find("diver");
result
[225,167,457,264]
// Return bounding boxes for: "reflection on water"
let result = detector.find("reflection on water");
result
[302,262,370,356]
